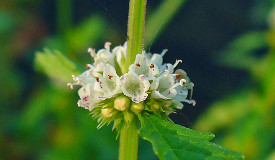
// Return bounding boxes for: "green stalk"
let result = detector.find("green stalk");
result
[119,0,147,159]
[124,0,147,73]
[119,117,139,160]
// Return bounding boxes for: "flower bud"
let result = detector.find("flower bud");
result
[114,96,130,111]
[131,102,145,114]
[151,102,160,112]
[163,100,173,108]
[101,108,115,118]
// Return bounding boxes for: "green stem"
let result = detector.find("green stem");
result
[125,0,147,73]
[118,0,147,159]
[119,117,139,160]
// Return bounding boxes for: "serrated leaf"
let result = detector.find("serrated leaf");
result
[35,48,82,82]
[139,114,244,160]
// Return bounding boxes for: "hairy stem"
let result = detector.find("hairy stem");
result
[124,0,147,73]
[119,117,139,160]
[118,0,147,159]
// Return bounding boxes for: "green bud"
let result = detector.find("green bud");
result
[131,102,144,114]
[114,96,130,111]
[163,100,173,108]
[101,108,115,118]
[151,102,160,112]
[124,111,134,123]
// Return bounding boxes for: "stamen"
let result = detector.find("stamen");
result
[161,49,168,56]
[173,60,182,68]
[108,75,113,80]
[150,64,154,68]
[96,77,100,82]
[164,70,170,76]
[136,63,141,67]
[77,100,82,107]
[67,83,74,89]
[180,79,187,86]
[72,75,78,81]
[104,42,112,50]
[86,64,93,69]
[88,48,96,57]
[139,75,145,80]
[190,100,196,106]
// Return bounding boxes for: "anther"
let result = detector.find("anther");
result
[85,64,89,69]
[180,79,187,86]
[67,83,74,89]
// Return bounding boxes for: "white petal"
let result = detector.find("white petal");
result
[94,48,115,66]
[121,71,150,103]
[94,64,121,99]
[151,90,169,99]
[150,78,159,90]
[150,49,167,68]
[112,42,127,68]
[77,84,101,110]
[129,54,159,78]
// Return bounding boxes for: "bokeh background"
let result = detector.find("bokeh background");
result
[1,0,275,159]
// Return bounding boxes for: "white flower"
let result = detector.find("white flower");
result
[112,42,127,70]
[94,64,121,99]
[67,71,102,110]
[149,49,167,68]
[159,59,182,74]
[68,41,196,121]
[88,42,115,66]
[129,54,159,78]
[151,74,186,100]
[121,71,150,103]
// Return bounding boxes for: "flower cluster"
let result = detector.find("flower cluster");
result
[68,42,195,128]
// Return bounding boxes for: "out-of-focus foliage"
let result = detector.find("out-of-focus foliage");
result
[35,49,82,82]
[144,0,185,48]
[139,115,244,160]
[194,3,275,160]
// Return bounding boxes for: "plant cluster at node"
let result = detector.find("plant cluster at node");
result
[68,42,195,130]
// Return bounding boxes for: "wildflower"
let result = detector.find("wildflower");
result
[68,42,195,129]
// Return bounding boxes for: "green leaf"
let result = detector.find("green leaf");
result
[35,48,82,82]
[139,114,244,160]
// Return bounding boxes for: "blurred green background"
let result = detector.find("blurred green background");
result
[1,0,275,159]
